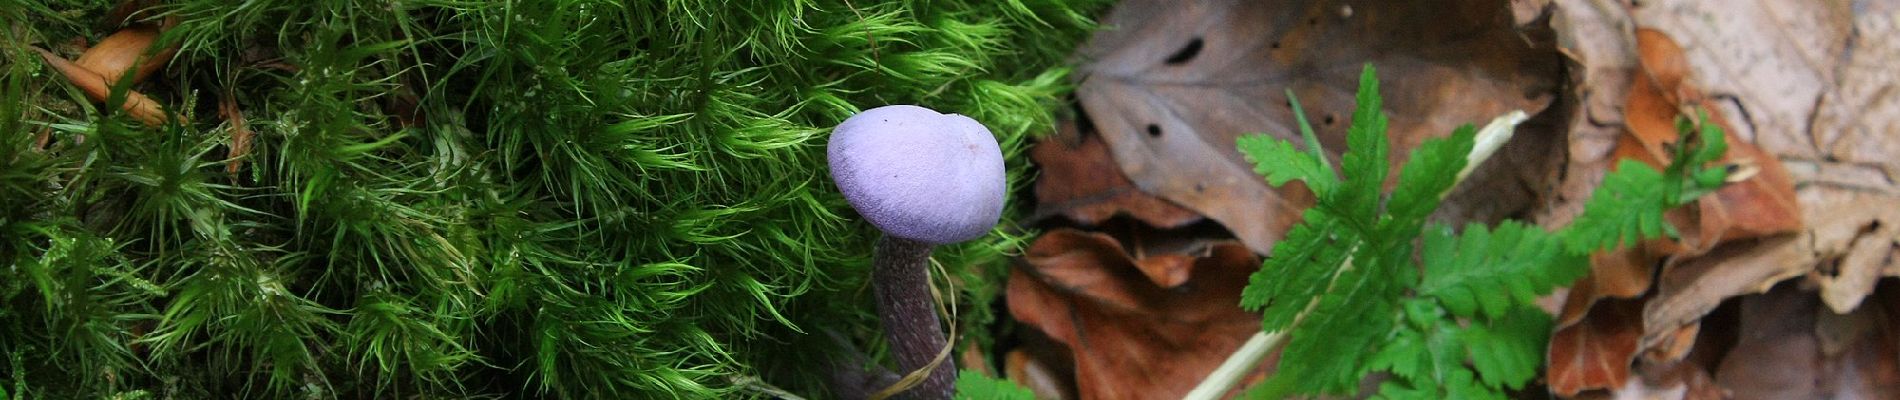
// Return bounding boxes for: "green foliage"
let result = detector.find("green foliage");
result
[1,0,1113,398]
[953,370,1036,400]
[1235,65,1729,398]
[1564,112,1730,253]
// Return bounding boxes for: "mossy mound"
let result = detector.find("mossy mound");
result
[0,1,1109,398]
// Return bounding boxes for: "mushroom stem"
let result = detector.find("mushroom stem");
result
[871,235,955,400]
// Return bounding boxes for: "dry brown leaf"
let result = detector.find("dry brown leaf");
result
[1551,297,1647,396]
[74,25,174,86]
[220,92,253,175]
[32,46,179,127]
[1073,0,1562,253]
[1628,0,1900,313]
[1544,18,1815,396]
[1030,117,1203,229]
[1007,228,1263,399]
[1624,28,1802,255]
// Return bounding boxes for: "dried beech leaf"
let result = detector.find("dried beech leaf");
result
[1074,0,1560,253]
[1557,247,1658,329]
[33,46,180,127]
[1030,118,1202,229]
[1628,0,1900,313]
[1008,230,1263,399]
[220,93,253,175]
[1624,29,1802,255]
[74,25,174,86]
[1549,298,1647,396]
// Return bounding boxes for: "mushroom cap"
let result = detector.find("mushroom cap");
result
[828,105,1005,245]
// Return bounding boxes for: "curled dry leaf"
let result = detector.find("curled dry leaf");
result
[1030,117,1202,229]
[1007,228,1263,399]
[33,46,177,127]
[220,92,253,175]
[1629,0,1900,314]
[1549,297,1645,396]
[1072,0,1563,254]
[1541,0,1900,396]
[74,25,175,86]
[32,21,183,127]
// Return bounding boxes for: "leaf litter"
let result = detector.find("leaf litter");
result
[1008,0,1900,398]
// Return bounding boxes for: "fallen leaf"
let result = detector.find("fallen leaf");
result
[73,25,174,86]
[1550,297,1646,396]
[1543,17,1817,396]
[1007,227,1264,399]
[1629,0,1900,314]
[1623,28,1801,255]
[1030,116,1203,229]
[1073,0,1562,253]
[32,46,179,127]
[220,92,253,175]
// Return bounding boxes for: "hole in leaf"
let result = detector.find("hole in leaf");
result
[1164,37,1204,65]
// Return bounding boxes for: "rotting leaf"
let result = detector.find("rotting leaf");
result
[73,25,174,86]
[1542,23,1814,396]
[1030,117,1202,229]
[1548,297,1644,396]
[33,46,178,127]
[220,91,253,176]
[1072,0,1562,253]
[1007,228,1264,399]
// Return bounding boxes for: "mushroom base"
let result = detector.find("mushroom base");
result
[872,236,956,400]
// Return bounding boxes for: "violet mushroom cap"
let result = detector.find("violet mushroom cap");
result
[828,105,1006,245]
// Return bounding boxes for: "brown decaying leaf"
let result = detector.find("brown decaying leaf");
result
[1550,298,1646,396]
[1629,0,1900,314]
[220,93,253,175]
[1073,0,1562,254]
[1030,117,1203,229]
[1545,23,1810,396]
[1007,228,1263,399]
[74,25,174,86]
[33,46,178,127]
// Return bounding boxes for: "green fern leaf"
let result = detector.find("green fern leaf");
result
[1418,221,1585,319]
[1241,209,1357,331]
[954,371,1036,400]
[1562,159,1675,254]
[1334,64,1392,224]
[1381,124,1476,237]
[1261,255,1404,395]
[1238,135,1338,196]
[1460,307,1552,390]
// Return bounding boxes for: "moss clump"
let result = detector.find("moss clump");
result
[0,0,1109,398]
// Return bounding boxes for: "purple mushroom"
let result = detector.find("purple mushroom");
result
[829,105,1005,400]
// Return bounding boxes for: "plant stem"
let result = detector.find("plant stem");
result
[872,236,954,400]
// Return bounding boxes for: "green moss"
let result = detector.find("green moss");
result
[0,0,1111,398]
